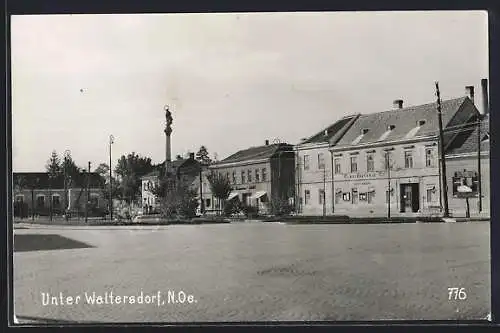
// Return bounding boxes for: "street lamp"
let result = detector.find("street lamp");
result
[109,135,114,221]
[64,149,71,220]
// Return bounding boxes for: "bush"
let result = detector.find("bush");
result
[223,199,242,217]
[267,196,294,216]
[241,203,259,218]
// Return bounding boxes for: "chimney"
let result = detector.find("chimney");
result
[324,129,328,136]
[393,99,403,109]
[265,140,269,146]
[465,85,475,105]
[481,79,489,115]
[189,152,195,160]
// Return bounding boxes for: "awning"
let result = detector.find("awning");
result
[250,191,267,200]
[227,192,239,200]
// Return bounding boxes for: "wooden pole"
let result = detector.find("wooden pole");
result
[435,82,450,217]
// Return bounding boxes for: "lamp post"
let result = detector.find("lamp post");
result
[109,135,114,221]
[64,149,71,221]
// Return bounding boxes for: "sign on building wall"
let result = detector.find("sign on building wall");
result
[452,170,478,196]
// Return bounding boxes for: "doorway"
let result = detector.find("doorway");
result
[400,183,420,213]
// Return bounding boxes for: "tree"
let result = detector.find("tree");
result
[206,171,233,215]
[195,146,212,165]
[46,150,61,179]
[114,152,154,204]
[152,175,198,219]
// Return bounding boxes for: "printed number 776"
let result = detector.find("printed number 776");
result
[448,287,467,300]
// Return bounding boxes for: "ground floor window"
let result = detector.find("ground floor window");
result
[52,195,61,209]
[205,198,211,208]
[318,189,325,205]
[426,186,437,203]
[36,195,45,209]
[15,195,24,203]
[304,190,310,205]
[352,188,358,204]
[367,190,375,204]
[335,189,342,204]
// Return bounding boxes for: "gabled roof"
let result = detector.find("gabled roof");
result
[216,143,293,165]
[446,114,490,155]
[300,114,359,144]
[334,97,474,148]
[13,172,104,189]
[142,158,201,179]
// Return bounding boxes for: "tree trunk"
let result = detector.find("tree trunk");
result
[465,198,470,218]
[31,189,35,221]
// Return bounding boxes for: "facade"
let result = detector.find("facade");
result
[294,115,359,215]
[201,141,295,215]
[13,172,105,217]
[327,96,480,218]
[140,153,201,214]
[445,114,490,217]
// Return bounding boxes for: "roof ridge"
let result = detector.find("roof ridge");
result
[301,114,359,143]
[358,96,467,118]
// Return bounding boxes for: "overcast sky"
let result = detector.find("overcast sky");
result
[11,11,488,172]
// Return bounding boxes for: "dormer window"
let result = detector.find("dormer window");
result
[418,120,426,126]
[387,125,395,131]
[362,128,369,135]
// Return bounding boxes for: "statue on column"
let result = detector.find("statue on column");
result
[164,105,173,136]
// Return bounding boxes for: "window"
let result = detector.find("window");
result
[241,171,246,184]
[471,173,479,193]
[232,172,237,184]
[255,169,260,182]
[352,188,358,204]
[425,148,433,167]
[367,190,375,204]
[318,153,325,169]
[304,155,310,170]
[385,189,394,203]
[366,154,374,172]
[384,152,392,170]
[89,195,99,208]
[404,150,414,168]
[304,190,311,205]
[15,195,24,203]
[247,170,252,182]
[335,189,342,204]
[36,195,45,209]
[319,189,325,204]
[205,199,211,207]
[334,158,341,174]
[226,172,230,182]
[52,195,61,208]
[350,156,358,173]
[426,187,436,203]
[262,168,267,181]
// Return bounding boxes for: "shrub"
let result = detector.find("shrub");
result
[241,203,259,218]
[267,196,294,216]
[223,199,242,217]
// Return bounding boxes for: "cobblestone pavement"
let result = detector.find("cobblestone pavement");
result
[13,222,490,323]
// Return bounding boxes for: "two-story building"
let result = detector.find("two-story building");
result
[13,172,105,218]
[294,115,359,215]
[328,96,480,218]
[202,141,295,215]
[140,153,201,214]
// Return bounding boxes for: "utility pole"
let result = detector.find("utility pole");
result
[109,135,114,221]
[435,82,450,217]
[199,165,204,215]
[322,166,326,218]
[85,161,91,223]
[386,151,391,219]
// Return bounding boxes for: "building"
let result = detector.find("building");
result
[13,172,105,218]
[445,114,490,217]
[328,96,480,218]
[202,141,295,215]
[140,153,201,214]
[294,115,359,215]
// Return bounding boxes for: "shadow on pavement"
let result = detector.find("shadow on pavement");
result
[14,234,95,252]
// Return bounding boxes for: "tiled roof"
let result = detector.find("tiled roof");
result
[142,158,200,179]
[446,114,490,155]
[334,97,474,148]
[300,115,359,144]
[217,143,293,165]
[13,172,104,189]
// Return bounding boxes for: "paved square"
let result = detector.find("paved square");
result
[13,222,490,322]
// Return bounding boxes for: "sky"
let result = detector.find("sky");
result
[11,11,488,172]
